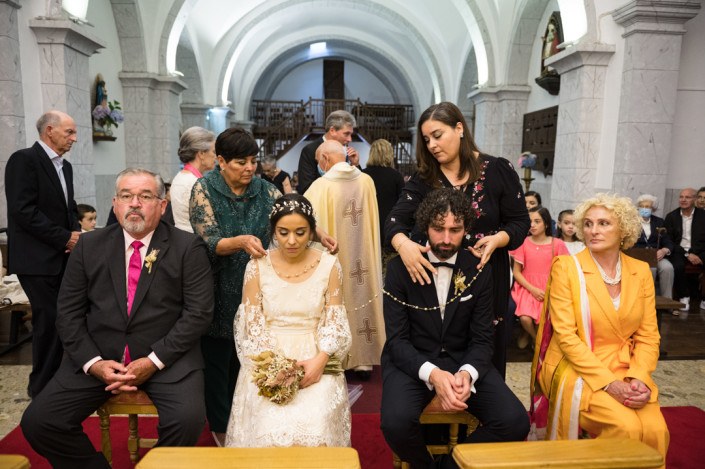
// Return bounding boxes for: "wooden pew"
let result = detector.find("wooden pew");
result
[135,447,361,468]
[453,439,663,468]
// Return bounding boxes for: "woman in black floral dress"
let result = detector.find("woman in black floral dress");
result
[384,102,529,378]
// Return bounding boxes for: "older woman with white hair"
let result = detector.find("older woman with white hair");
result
[634,194,675,306]
[171,126,217,232]
[532,193,668,466]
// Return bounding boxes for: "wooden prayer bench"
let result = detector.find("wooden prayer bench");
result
[0,303,32,357]
[0,455,30,469]
[97,390,159,465]
[452,438,663,469]
[135,447,361,468]
[393,395,479,469]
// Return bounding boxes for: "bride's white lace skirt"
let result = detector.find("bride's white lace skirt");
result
[225,328,352,447]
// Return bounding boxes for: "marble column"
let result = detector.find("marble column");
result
[181,103,211,131]
[0,0,24,228]
[611,0,700,204]
[118,72,187,180]
[29,18,105,206]
[545,43,615,215]
[467,86,530,160]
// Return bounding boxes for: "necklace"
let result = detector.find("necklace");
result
[589,251,621,286]
[271,254,320,279]
[382,267,483,311]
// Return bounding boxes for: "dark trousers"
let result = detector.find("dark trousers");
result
[670,253,700,300]
[201,336,239,433]
[17,274,64,398]
[21,370,205,469]
[381,361,529,469]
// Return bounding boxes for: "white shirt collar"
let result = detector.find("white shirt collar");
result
[123,229,155,252]
[37,140,60,162]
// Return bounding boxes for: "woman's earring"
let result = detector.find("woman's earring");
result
[460,133,464,139]
[307,239,313,248]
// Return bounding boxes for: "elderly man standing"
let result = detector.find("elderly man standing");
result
[297,110,359,194]
[21,168,214,469]
[5,110,81,397]
[304,140,384,379]
[665,187,705,311]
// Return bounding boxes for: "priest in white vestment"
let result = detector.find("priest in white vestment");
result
[304,140,385,376]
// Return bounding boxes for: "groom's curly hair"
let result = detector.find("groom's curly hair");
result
[415,188,475,233]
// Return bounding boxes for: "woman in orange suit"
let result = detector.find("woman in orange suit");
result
[532,193,668,464]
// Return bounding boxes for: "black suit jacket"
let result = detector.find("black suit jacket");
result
[382,250,494,381]
[5,142,79,275]
[297,137,324,194]
[664,207,705,260]
[634,215,674,252]
[55,221,214,388]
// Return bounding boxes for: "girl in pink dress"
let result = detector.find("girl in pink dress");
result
[511,207,569,347]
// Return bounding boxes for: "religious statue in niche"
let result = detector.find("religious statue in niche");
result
[535,12,563,95]
[92,74,123,140]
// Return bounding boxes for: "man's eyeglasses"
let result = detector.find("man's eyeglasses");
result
[116,192,161,204]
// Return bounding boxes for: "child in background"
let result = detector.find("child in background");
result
[556,209,585,255]
[77,204,97,232]
[510,207,569,349]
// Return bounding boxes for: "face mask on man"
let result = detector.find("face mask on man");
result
[639,207,652,218]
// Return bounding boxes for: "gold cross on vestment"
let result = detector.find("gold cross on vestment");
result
[343,199,363,226]
[349,259,369,285]
[357,317,377,344]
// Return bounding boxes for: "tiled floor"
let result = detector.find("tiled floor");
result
[2,306,705,440]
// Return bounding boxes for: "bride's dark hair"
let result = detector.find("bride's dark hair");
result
[269,193,317,240]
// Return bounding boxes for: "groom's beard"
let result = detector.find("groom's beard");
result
[430,241,460,261]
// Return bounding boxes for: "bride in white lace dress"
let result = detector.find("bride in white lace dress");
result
[225,194,352,447]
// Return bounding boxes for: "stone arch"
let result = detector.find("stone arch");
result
[109,0,147,72]
[235,32,424,122]
[251,42,414,107]
[212,0,446,110]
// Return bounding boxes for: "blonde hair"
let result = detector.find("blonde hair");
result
[573,193,641,249]
[367,139,394,167]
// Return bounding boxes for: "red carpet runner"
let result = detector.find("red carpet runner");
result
[1,407,703,468]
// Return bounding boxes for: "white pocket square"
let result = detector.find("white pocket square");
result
[460,293,473,302]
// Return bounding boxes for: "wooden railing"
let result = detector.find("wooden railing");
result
[250,98,416,175]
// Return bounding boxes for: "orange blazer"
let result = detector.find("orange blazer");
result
[539,249,661,409]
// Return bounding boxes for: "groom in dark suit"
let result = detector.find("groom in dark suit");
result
[5,110,81,397]
[381,188,528,469]
[21,168,214,469]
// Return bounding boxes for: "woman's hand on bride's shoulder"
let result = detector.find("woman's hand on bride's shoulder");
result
[297,352,329,388]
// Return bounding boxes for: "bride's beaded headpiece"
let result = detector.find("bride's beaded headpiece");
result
[270,199,315,218]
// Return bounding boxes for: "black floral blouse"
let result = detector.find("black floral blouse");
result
[385,154,528,251]
[190,172,281,339]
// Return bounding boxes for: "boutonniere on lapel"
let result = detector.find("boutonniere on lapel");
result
[453,271,467,295]
[144,249,160,274]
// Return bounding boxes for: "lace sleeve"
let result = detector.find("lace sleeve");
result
[189,179,222,262]
[234,260,276,362]
[317,259,352,359]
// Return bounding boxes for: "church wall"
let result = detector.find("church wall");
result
[522,0,561,210]
[270,59,395,104]
[271,60,323,102]
[665,7,705,213]
[87,0,127,225]
[17,1,45,147]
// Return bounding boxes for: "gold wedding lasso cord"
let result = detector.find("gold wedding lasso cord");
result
[381,267,484,311]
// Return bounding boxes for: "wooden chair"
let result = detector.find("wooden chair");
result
[392,395,479,469]
[624,247,657,268]
[97,390,158,465]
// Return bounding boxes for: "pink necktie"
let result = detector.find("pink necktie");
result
[125,240,143,364]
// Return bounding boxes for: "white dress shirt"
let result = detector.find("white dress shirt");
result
[681,210,693,252]
[418,250,479,393]
[83,229,165,373]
